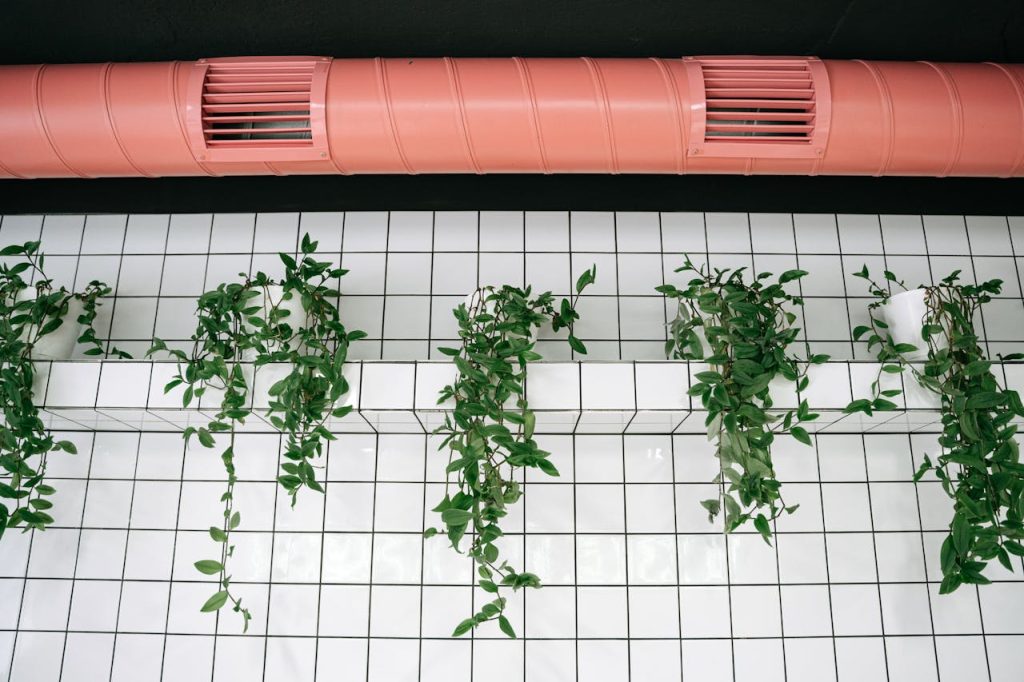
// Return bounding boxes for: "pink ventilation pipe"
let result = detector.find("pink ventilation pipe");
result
[0,56,1022,179]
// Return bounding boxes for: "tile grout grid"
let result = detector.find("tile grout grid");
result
[1,211,1023,682]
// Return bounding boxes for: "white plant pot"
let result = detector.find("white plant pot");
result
[464,290,538,344]
[882,288,945,361]
[17,293,84,360]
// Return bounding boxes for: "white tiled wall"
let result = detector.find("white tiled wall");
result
[2,212,1024,682]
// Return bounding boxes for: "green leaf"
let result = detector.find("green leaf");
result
[778,269,808,284]
[790,426,812,446]
[194,560,224,575]
[200,591,229,612]
[497,615,517,639]
[441,508,473,526]
[567,335,587,355]
[966,392,1004,410]
[753,514,773,545]
[575,266,597,294]
[452,618,476,637]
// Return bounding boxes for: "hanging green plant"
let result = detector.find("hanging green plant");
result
[656,258,827,543]
[148,234,364,630]
[426,266,596,639]
[0,240,127,541]
[847,266,1024,593]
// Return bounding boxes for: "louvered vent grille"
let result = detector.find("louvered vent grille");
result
[200,60,316,148]
[701,59,816,145]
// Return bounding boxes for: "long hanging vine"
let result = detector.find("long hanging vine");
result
[656,258,828,543]
[0,241,126,541]
[847,267,1024,592]
[149,234,364,630]
[426,266,596,638]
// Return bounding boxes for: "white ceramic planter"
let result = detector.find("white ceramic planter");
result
[21,296,84,360]
[882,288,945,361]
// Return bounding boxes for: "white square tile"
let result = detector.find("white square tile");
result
[678,585,730,636]
[18,578,72,629]
[324,483,375,531]
[298,212,344,251]
[748,213,794,252]
[821,483,872,531]
[343,212,388,251]
[61,633,114,682]
[623,434,674,481]
[26,528,80,578]
[166,214,211,254]
[526,363,580,410]
[386,252,431,293]
[1,214,43,242]
[526,211,569,251]
[432,252,477,295]
[617,253,663,294]
[83,480,133,527]
[129,481,180,529]
[321,533,372,583]
[830,584,882,635]
[979,582,1024,633]
[478,252,524,288]
[97,362,151,407]
[794,213,839,252]
[681,639,732,682]
[525,534,576,585]
[369,585,420,637]
[838,214,884,254]
[618,533,671,586]
[929,582,981,634]
[922,215,970,254]
[728,534,779,583]
[966,215,1013,255]
[660,212,705,253]
[479,211,524,251]
[83,214,127,253]
[371,533,423,583]
[124,530,174,580]
[433,211,477,251]
[110,633,163,682]
[835,637,887,682]
[525,252,570,294]
[735,639,786,682]
[372,483,424,532]
[825,532,878,582]
[577,586,628,637]
[624,484,674,532]
[271,532,322,582]
[570,212,615,251]
[525,587,576,637]
[116,255,164,295]
[360,363,415,409]
[786,638,837,682]
[68,579,120,630]
[886,636,939,682]
[575,484,625,532]
[880,584,933,633]
[880,215,926,253]
[936,637,988,682]
[420,586,473,637]
[678,534,727,584]
[383,296,430,339]
[117,580,170,633]
[265,637,315,682]
[987,634,1024,682]
[580,363,634,409]
[388,211,434,250]
[576,534,626,584]
[41,215,85,254]
[254,212,299,252]
[705,213,751,253]
[615,212,662,252]
[318,585,370,636]
[731,585,782,636]
[777,533,828,583]
[212,636,265,681]
[781,584,833,636]
[75,529,127,579]
[122,215,169,254]
[869,482,921,530]
[267,583,318,636]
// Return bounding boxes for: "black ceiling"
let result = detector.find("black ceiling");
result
[4,0,1024,64]
[2,0,1023,214]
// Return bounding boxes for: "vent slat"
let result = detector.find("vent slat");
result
[706,111,815,122]
[699,59,817,145]
[706,123,814,134]
[201,62,316,148]
[706,87,814,99]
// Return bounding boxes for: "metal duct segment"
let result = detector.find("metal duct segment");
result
[0,57,1022,179]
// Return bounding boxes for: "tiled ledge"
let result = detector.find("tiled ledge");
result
[28,360,1024,435]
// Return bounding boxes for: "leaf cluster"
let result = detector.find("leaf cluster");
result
[148,234,364,630]
[426,267,596,638]
[848,266,1024,593]
[0,241,124,542]
[657,259,825,543]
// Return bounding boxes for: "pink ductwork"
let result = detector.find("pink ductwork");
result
[1,56,1022,179]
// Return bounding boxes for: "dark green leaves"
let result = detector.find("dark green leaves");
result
[430,280,594,638]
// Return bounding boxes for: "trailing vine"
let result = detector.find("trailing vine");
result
[148,234,364,630]
[657,258,827,543]
[0,241,126,541]
[426,267,596,638]
[847,266,1024,593]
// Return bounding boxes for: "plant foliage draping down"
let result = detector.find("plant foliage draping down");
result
[427,266,596,639]
[657,259,827,543]
[847,267,1024,593]
[148,234,365,630]
[0,241,126,542]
